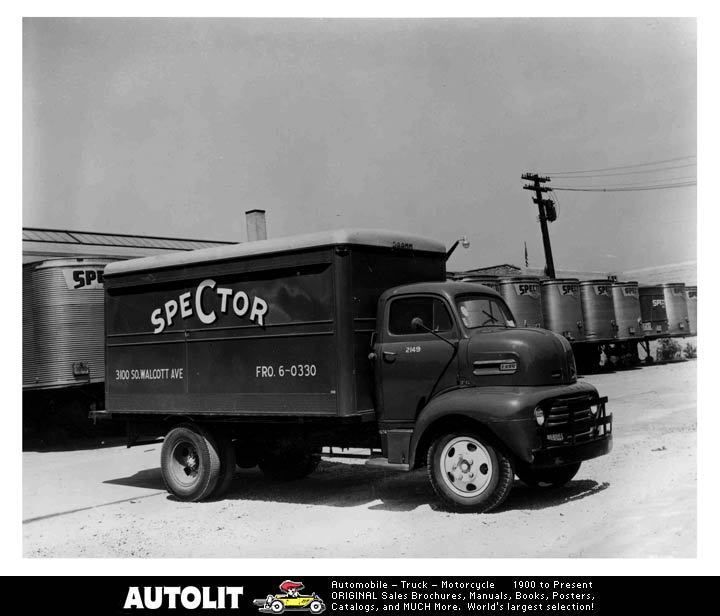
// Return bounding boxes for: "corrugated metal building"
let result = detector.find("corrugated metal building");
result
[23,227,234,263]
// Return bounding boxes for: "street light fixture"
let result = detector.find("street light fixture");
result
[445,236,470,261]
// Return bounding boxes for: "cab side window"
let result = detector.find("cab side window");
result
[388,297,453,336]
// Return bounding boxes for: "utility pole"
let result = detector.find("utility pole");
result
[522,173,556,279]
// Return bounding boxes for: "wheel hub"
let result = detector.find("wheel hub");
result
[171,441,201,485]
[184,451,198,474]
[441,437,493,498]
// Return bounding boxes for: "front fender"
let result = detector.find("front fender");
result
[408,381,599,467]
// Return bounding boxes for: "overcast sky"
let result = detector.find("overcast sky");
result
[23,18,696,273]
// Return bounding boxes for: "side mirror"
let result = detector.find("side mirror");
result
[411,316,426,332]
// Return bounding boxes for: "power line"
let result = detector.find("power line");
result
[542,155,696,176]
[553,182,696,192]
[556,175,697,189]
[539,163,696,180]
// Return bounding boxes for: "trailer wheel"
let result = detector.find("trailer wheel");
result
[516,462,581,488]
[258,445,321,481]
[161,424,222,501]
[211,435,237,499]
[427,432,513,512]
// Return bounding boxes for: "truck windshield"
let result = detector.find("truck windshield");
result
[456,295,516,329]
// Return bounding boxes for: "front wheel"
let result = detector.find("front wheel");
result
[516,462,581,488]
[427,432,513,512]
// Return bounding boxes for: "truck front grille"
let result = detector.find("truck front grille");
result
[540,394,610,447]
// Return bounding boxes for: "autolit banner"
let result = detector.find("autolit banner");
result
[3,576,699,615]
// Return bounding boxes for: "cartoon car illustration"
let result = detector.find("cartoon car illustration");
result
[253,580,325,614]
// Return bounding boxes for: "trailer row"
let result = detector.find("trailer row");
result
[455,275,697,371]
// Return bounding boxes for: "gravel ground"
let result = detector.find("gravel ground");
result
[23,360,696,558]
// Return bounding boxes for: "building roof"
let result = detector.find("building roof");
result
[455,264,618,282]
[458,263,522,276]
[23,227,231,251]
[105,228,447,276]
[456,264,523,277]
[22,227,234,262]
[618,261,697,286]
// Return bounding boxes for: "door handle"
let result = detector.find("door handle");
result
[382,351,397,363]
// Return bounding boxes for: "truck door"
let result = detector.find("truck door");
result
[374,294,460,426]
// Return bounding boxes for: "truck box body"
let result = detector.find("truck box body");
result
[104,230,446,418]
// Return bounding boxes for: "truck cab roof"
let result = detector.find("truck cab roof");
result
[381,280,502,302]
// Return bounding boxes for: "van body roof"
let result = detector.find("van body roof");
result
[104,228,446,277]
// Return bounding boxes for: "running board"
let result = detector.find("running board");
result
[364,456,410,471]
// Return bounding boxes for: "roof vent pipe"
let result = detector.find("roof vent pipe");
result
[245,209,267,242]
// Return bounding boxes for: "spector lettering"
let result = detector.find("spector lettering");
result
[151,279,268,333]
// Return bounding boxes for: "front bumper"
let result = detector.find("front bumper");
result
[532,432,612,467]
[531,395,612,467]
[484,392,612,467]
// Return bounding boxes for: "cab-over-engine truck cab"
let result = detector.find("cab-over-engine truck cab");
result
[100,229,611,512]
[372,282,611,510]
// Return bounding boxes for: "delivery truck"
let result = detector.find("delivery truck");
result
[98,229,612,512]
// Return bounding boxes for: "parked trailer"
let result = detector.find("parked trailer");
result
[573,280,618,372]
[601,281,644,368]
[22,259,113,434]
[96,229,611,512]
[497,277,543,328]
[539,279,585,342]
[610,282,642,340]
[686,286,697,335]
[639,285,670,338]
[578,280,617,342]
[663,283,690,336]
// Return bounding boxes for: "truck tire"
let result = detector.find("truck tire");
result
[258,446,321,481]
[427,432,513,512]
[161,424,222,501]
[516,462,581,488]
[211,435,237,499]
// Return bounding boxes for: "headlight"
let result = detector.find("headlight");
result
[534,407,545,426]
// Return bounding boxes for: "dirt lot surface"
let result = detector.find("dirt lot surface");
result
[23,360,696,558]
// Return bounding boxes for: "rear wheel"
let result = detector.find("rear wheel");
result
[516,462,581,488]
[427,432,513,512]
[160,424,222,501]
[211,435,237,498]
